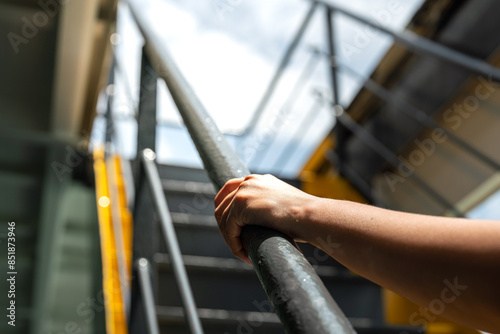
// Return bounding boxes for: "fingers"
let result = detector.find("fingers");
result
[214,186,237,224]
[214,177,244,208]
[214,177,254,265]
[218,190,249,263]
[214,175,266,265]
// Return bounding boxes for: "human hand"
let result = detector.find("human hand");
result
[214,174,316,263]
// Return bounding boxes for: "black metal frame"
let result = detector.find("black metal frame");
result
[140,149,204,334]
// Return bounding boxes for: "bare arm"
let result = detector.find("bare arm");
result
[214,174,500,333]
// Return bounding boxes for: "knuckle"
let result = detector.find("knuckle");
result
[234,192,250,204]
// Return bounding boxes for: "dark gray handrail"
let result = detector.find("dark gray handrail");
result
[141,149,204,334]
[126,1,355,333]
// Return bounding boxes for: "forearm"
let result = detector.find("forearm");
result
[299,198,500,331]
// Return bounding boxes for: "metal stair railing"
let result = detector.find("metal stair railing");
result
[141,148,204,334]
[319,0,500,82]
[125,0,356,333]
[241,0,500,180]
[130,147,205,334]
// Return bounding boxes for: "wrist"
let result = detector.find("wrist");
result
[291,195,330,244]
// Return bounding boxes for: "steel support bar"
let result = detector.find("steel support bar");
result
[126,1,356,332]
[131,48,160,334]
[136,258,161,334]
[141,149,204,334]
[137,47,158,155]
[325,8,339,106]
[339,64,500,171]
[314,0,500,81]
[130,161,158,334]
[242,1,319,136]
[335,111,463,217]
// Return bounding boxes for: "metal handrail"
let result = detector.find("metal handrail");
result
[126,1,355,332]
[246,1,500,173]
[140,149,204,334]
[317,0,500,81]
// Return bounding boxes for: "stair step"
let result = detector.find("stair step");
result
[166,214,346,268]
[155,254,380,319]
[164,192,215,216]
[156,306,422,333]
[171,213,218,229]
[154,253,361,281]
[157,305,282,328]
[156,305,376,333]
[155,253,252,274]
[163,179,215,196]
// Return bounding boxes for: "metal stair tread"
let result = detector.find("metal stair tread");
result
[156,305,282,327]
[156,305,424,333]
[162,179,215,196]
[170,212,218,229]
[156,305,370,328]
[154,253,361,280]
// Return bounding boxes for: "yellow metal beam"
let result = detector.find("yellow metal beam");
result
[93,147,128,334]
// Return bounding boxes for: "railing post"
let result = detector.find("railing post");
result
[325,8,339,107]
[130,48,159,334]
[315,0,500,81]
[141,149,204,334]
[133,47,159,267]
[136,46,158,157]
[325,7,349,184]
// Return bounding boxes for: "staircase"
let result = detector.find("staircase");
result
[133,163,422,333]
